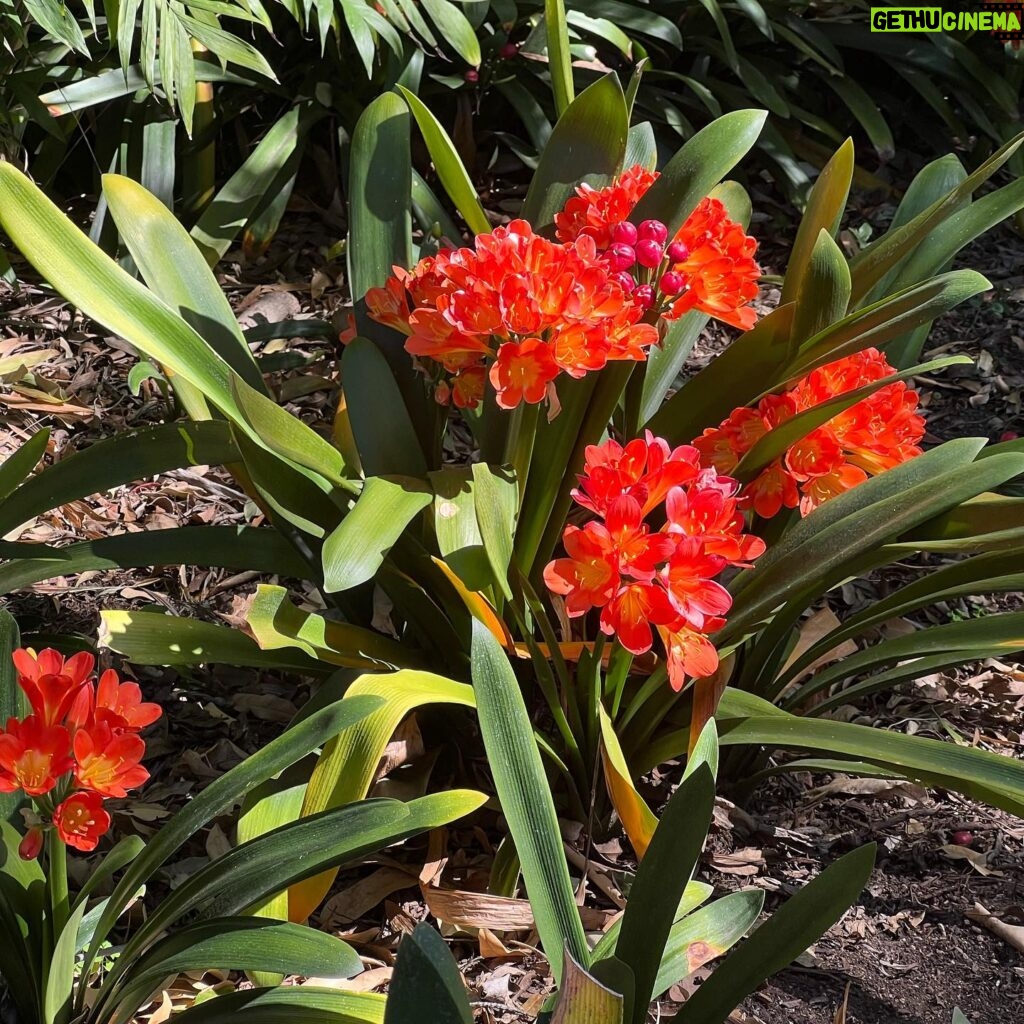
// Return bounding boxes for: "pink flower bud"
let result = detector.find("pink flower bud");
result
[434,381,452,405]
[464,69,479,83]
[638,219,668,244]
[635,239,664,269]
[499,42,519,60]
[606,243,637,271]
[666,241,690,264]
[19,826,43,861]
[611,271,636,294]
[633,284,655,310]
[611,221,638,246]
[659,271,685,295]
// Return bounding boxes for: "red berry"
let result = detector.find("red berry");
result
[638,219,668,244]
[464,69,480,83]
[499,42,519,60]
[606,243,637,271]
[611,221,638,246]
[635,239,664,269]
[611,271,636,293]
[633,284,655,310]
[666,241,690,264]
[999,430,1019,442]
[659,271,685,295]
[952,830,974,847]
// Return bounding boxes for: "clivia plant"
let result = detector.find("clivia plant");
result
[2,12,1024,1011]
[0,614,483,1024]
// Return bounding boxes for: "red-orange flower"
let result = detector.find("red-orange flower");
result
[544,523,620,616]
[545,434,763,689]
[554,165,659,249]
[489,338,559,409]
[73,721,149,798]
[368,219,660,411]
[53,791,111,852]
[662,198,760,331]
[69,668,162,733]
[694,348,925,518]
[12,648,94,727]
[0,716,73,796]
[554,167,761,332]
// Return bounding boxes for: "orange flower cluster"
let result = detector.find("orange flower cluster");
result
[1,649,160,853]
[554,164,761,331]
[694,348,926,519]
[543,433,764,691]
[366,219,658,410]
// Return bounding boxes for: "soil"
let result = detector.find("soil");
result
[1,170,1023,1024]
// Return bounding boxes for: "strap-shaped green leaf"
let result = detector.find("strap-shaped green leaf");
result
[787,611,1024,708]
[544,0,575,117]
[0,610,25,824]
[99,609,328,674]
[674,846,875,1023]
[191,105,315,266]
[522,73,627,228]
[342,338,427,477]
[613,764,716,1024]
[722,452,1024,642]
[70,690,428,985]
[652,889,764,999]
[172,985,385,1023]
[713,693,1024,815]
[397,87,490,237]
[551,952,624,1024]
[629,109,766,236]
[44,900,87,1024]
[789,229,851,348]
[471,622,589,981]
[0,527,310,595]
[247,584,413,669]
[322,476,432,593]
[349,94,413,311]
[780,548,1024,685]
[0,421,237,538]
[781,138,853,306]
[291,671,474,921]
[385,924,473,1024]
[0,429,49,504]
[848,131,1023,305]
[103,173,265,391]
[123,793,484,960]
[106,919,363,1024]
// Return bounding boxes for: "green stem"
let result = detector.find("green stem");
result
[617,662,668,732]
[528,364,634,582]
[47,830,69,941]
[507,602,589,795]
[580,634,606,770]
[622,676,682,759]
[604,642,634,718]
[503,401,541,508]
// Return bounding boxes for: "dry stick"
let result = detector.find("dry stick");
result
[966,902,1024,954]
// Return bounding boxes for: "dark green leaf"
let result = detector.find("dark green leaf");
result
[471,622,589,981]
[384,924,472,1024]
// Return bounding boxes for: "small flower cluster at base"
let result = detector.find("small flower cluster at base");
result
[543,433,765,691]
[554,164,761,331]
[366,219,658,411]
[0,649,160,853]
[693,348,926,519]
